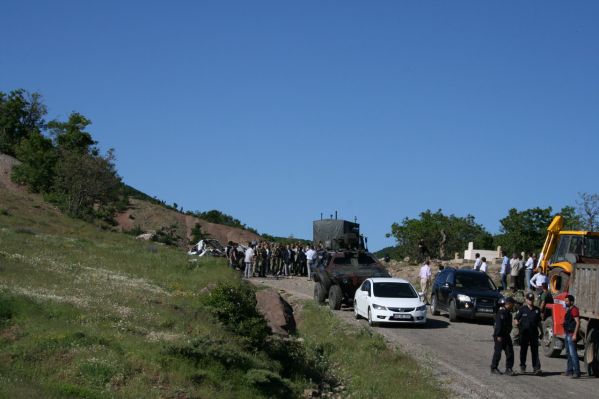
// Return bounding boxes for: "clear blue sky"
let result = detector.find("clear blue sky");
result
[2,1,598,250]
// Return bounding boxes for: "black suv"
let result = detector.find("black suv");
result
[430,268,502,322]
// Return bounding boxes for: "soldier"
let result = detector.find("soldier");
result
[491,297,516,376]
[514,293,543,375]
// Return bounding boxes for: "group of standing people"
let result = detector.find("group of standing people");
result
[500,252,547,292]
[226,241,322,279]
[491,293,581,379]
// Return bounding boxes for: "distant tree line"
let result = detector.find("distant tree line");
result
[385,195,598,262]
[1,89,124,222]
[187,209,259,234]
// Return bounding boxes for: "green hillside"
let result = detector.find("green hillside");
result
[0,188,446,398]
[0,189,311,398]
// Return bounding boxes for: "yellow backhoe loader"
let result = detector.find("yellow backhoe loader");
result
[539,215,599,293]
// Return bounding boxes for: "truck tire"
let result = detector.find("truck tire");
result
[431,295,440,316]
[542,317,561,358]
[314,282,326,305]
[328,285,342,310]
[448,300,458,322]
[548,267,570,295]
[584,328,599,377]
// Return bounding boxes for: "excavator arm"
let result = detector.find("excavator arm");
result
[539,216,564,273]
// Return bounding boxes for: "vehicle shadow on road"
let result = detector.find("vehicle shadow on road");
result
[379,318,450,330]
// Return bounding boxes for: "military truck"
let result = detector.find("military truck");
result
[312,219,390,310]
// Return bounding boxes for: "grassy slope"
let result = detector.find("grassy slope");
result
[0,189,447,399]
[0,190,264,398]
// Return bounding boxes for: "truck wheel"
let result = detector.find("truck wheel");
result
[448,300,458,322]
[548,267,570,295]
[368,307,377,327]
[431,295,440,316]
[584,328,599,377]
[542,317,561,358]
[314,282,326,305]
[328,285,342,310]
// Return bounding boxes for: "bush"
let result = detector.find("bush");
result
[0,294,16,322]
[203,283,270,348]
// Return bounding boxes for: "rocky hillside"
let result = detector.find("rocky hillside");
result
[0,152,261,246]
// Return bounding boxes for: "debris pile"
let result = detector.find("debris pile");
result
[187,239,226,257]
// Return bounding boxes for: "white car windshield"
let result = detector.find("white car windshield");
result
[373,282,418,298]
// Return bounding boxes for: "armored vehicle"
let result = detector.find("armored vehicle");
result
[312,219,390,310]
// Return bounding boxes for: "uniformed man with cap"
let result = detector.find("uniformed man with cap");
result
[514,292,543,375]
[491,297,516,375]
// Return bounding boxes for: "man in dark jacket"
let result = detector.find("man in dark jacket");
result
[515,293,543,375]
[491,297,516,375]
[563,295,581,378]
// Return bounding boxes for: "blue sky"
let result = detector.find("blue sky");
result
[2,1,598,250]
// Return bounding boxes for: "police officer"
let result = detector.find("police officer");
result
[514,293,543,375]
[491,297,516,375]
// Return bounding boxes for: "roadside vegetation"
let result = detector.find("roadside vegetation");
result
[0,188,447,398]
[298,302,447,399]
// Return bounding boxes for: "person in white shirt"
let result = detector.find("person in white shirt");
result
[530,270,548,291]
[473,253,482,271]
[419,260,432,303]
[525,254,535,291]
[244,245,255,278]
[479,257,488,273]
[499,252,510,290]
[304,245,317,280]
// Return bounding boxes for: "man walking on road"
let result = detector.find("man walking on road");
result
[491,297,516,376]
[473,253,482,271]
[563,295,581,378]
[514,293,543,375]
[419,260,432,304]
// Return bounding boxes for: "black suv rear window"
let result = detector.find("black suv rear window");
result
[455,273,496,291]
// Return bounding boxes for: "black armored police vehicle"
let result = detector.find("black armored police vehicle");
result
[312,218,390,310]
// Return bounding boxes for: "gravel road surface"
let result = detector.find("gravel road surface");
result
[252,276,598,399]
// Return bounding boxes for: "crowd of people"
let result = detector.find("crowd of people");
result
[225,241,324,279]
[416,251,579,379]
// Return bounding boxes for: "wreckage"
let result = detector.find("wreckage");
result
[187,239,226,257]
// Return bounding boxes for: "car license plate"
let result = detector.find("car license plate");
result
[393,314,411,319]
[478,308,493,313]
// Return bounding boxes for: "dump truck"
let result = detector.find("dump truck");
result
[538,216,599,376]
[312,219,390,310]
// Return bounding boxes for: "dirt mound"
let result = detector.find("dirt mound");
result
[0,153,25,192]
[114,199,261,247]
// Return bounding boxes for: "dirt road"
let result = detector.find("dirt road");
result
[253,276,598,399]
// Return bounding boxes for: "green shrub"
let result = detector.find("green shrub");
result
[204,283,269,348]
[245,369,293,397]
[0,293,16,321]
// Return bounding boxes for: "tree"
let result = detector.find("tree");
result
[557,205,583,230]
[12,132,57,192]
[52,149,122,219]
[576,192,599,231]
[390,209,492,261]
[0,89,46,156]
[190,223,210,243]
[495,207,553,255]
[47,112,97,154]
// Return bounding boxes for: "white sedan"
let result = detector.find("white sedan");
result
[353,278,427,326]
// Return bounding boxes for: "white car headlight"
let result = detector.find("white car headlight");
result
[416,305,427,311]
[372,304,387,310]
[457,294,472,302]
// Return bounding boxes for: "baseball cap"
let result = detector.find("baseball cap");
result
[525,293,535,301]
[505,297,515,304]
